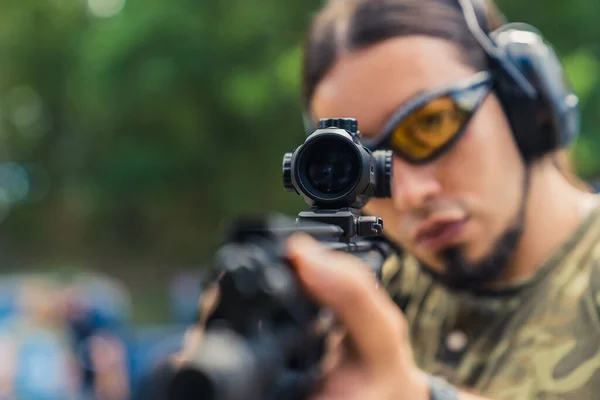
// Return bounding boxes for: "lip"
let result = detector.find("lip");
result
[414,217,469,251]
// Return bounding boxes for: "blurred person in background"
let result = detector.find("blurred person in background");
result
[0,276,80,400]
[168,0,600,399]
[57,273,131,400]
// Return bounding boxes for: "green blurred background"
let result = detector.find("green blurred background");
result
[0,0,597,322]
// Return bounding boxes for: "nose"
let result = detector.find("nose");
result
[391,156,442,212]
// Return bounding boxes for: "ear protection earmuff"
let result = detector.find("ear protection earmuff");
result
[457,0,580,160]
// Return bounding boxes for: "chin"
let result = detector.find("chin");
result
[460,241,495,264]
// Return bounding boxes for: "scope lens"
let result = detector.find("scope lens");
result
[299,136,360,199]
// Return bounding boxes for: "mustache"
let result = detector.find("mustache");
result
[404,199,468,223]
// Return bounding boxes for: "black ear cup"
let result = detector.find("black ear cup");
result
[465,0,580,160]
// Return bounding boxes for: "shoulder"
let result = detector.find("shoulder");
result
[563,198,600,318]
[569,198,600,275]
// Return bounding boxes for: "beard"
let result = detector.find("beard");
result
[419,219,524,293]
[417,169,530,294]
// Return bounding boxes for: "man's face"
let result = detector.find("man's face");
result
[310,36,525,275]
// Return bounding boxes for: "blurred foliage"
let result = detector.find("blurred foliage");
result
[0,0,597,271]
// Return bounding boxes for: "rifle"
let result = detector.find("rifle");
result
[168,118,393,400]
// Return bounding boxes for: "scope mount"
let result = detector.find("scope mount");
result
[296,207,383,243]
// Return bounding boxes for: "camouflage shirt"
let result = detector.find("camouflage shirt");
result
[382,202,600,399]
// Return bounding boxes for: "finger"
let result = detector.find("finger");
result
[172,285,221,367]
[171,326,201,366]
[320,327,347,375]
[287,233,405,369]
[198,283,221,327]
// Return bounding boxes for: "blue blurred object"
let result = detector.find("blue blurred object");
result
[0,276,23,321]
[10,327,75,400]
[129,323,187,381]
[168,272,203,324]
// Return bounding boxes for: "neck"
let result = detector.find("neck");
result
[501,157,598,284]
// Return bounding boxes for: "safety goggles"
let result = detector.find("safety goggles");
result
[360,71,495,164]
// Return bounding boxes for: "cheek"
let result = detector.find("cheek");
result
[440,104,524,246]
[362,198,406,243]
[442,128,499,194]
[441,98,521,199]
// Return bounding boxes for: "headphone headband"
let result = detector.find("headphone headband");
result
[457,0,537,98]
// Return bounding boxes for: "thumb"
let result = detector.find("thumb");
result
[286,233,403,368]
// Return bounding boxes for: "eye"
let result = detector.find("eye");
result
[416,112,444,132]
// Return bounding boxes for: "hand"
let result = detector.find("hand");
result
[173,233,430,400]
[171,283,221,368]
[285,233,430,400]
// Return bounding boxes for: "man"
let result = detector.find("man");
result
[176,0,600,399]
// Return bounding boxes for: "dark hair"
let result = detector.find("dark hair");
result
[301,0,506,109]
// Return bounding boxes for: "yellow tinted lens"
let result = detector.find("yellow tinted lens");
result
[389,96,469,160]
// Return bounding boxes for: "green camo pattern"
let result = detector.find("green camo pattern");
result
[382,203,600,399]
